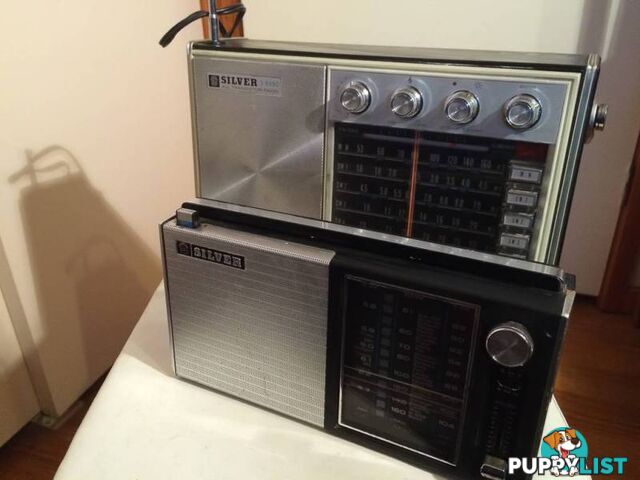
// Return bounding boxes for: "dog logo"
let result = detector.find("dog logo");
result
[509,426,627,476]
[541,428,587,476]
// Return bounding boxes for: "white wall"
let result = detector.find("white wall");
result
[0,1,201,415]
[0,272,39,446]
[243,0,640,295]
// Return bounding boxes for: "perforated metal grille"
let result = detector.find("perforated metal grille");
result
[163,221,334,426]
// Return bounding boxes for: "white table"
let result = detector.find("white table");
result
[55,284,580,480]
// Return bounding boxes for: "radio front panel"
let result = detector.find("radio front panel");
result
[339,276,480,465]
[162,200,575,480]
[189,40,602,264]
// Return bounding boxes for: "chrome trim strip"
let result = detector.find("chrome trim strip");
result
[186,197,566,279]
[192,39,590,68]
[159,218,178,375]
[546,53,601,264]
[562,288,577,319]
[187,41,201,197]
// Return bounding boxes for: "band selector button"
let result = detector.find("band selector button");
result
[176,208,201,229]
[481,455,507,480]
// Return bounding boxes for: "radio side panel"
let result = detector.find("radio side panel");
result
[191,53,327,219]
[162,220,335,427]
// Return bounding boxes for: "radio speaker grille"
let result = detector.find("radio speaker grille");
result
[163,221,334,426]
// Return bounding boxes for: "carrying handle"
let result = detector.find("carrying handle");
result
[159,2,246,48]
[159,10,209,48]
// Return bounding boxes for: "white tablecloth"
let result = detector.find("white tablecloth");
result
[55,284,583,480]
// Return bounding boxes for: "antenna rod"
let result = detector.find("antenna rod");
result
[208,0,221,45]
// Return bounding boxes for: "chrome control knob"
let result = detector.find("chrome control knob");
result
[391,87,423,118]
[585,103,608,143]
[485,322,534,368]
[592,103,608,131]
[504,94,542,129]
[340,81,371,114]
[445,90,479,124]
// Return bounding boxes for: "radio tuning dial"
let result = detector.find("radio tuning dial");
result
[445,90,479,124]
[485,322,534,368]
[340,81,371,114]
[504,94,542,130]
[390,87,423,118]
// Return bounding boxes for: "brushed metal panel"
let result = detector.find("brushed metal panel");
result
[163,220,334,426]
[192,56,327,219]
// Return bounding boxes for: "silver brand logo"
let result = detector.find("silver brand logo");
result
[176,241,245,270]
[208,73,282,97]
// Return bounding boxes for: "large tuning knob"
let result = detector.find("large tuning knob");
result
[340,81,371,114]
[504,94,542,130]
[445,90,479,124]
[390,87,423,118]
[485,322,534,368]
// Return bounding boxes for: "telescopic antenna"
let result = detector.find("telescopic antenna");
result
[208,0,221,45]
[159,2,245,48]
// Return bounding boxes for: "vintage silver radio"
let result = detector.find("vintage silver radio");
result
[161,198,575,480]
[187,39,606,264]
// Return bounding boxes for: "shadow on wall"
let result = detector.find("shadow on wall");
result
[7,146,161,416]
